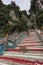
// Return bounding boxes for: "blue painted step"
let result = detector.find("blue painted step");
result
[0,42,4,55]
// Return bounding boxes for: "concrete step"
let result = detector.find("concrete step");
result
[3,52,43,61]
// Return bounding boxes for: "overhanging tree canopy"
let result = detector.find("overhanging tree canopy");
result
[36,11,43,29]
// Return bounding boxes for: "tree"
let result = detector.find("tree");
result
[36,11,43,29]
[29,0,41,14]
[0,0,3,5]
[0,1,28,37]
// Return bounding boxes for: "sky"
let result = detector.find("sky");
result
[2,0,31,14]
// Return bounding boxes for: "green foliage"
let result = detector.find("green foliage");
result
[29,0,43,29]
[36,11,43,29]
[29,0,38,13]
[0,0,28,37]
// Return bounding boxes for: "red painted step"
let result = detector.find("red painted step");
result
[6,48,43,52]
[0,56,43,65]
[18,43,41,46]
[19,41,41,43]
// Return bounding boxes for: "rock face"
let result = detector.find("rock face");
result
[10,10,17,21]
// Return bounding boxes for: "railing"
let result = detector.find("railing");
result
[15,33,26,46]
[0,42,4,55]
[7,33,26,49]
[0,33,26,55]
[35,30,43,44]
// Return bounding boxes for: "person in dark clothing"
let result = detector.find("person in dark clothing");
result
[31,25,35,32]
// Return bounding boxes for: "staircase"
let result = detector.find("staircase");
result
[0,31,43,65]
